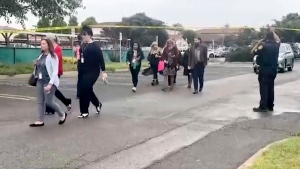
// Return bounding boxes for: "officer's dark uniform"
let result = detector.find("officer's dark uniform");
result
[253,40,280,112]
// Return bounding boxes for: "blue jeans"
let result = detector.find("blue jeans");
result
[192,63,205,91]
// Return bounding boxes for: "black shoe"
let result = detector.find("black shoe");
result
[187,85,191,89]
[96,103,102,114]
[151,80,155,86]
[29,122,45,127]
[162,88,167,92]
[155,80,159,85]
[78,113,89,118]
[59,113,67,125]
[199,88,203,92]
[268,107,274,111]
[193,91,198,94]
[253,107,267,112]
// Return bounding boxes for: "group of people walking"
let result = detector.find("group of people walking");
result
[29,24,208,127]
[30,26,107,127]
[129,37,208,94]
[28,23,285,128]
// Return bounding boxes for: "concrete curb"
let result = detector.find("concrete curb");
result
[236,138,290,169]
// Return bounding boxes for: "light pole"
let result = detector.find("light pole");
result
[32,25,37,48]
[127,39,131,48]
[119,32,122,63]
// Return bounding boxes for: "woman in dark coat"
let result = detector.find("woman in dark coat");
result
[126,42,145,92]
[147,41,161,86]
[161,39,180,91]
[182,48,192,88]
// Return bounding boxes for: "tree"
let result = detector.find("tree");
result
[272,13,300,42]
[121,13,168,47]
[37,17,51,28]
[81,17,97,26]
[236,28,258,46]
[0,0,83,28]
[14,33,27,39]
[50,17,68,33]
[68,16,78,26]
[172,23,184,31]
[182,30,197,44]
[51,17,67,27]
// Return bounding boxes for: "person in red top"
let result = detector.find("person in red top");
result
[45,34,72,115]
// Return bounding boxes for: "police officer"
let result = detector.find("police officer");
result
[253,30,280,112]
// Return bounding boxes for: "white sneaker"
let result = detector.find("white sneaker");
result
[132,87,136,92]
[78,113,89,118]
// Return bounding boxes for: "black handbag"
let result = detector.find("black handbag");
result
[28,74,37,86]
[142,67,153,76]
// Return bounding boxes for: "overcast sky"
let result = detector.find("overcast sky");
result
[0,0,298,29]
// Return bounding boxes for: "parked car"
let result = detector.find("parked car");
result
[208,49,221,58]
[219,48,231,57]
[291,43,300,59]
[253,43,294,73]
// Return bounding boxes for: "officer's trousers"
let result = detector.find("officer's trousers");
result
[258,72,276,109]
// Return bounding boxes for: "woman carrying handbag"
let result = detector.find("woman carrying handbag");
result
[29,38,67,127]
[147,41,161,86]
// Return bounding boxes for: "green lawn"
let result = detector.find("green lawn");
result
[250,136,300,169]
[0,62,149,76]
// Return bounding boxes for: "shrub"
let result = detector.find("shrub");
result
[225,47,254,62]
[63,57,77,64]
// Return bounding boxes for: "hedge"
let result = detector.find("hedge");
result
[225,47,254,62]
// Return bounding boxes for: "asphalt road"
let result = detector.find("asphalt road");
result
[0,62,299,169]
[0,65,253,103]
[147,112,300,169]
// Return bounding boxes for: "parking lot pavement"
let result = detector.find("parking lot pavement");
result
[0,63,299,169]
[0,66,252,100]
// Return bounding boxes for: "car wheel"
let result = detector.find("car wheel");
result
[288,59,294,71]
[209,54,214,58]
[279,60,286,73]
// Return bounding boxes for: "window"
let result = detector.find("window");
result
[279,46,286,53]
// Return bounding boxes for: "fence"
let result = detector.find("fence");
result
[0,47,150,64]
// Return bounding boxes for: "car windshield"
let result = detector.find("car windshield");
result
[279,46,285,53]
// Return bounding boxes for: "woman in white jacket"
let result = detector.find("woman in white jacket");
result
[29,38,67,127]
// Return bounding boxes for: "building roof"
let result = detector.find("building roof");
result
[196,28,244,34]
[0,26,17,30]
[199,34,224,43]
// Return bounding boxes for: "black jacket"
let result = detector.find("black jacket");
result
[254,40,280,74]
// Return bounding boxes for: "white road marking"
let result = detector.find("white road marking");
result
[0,93,35,101]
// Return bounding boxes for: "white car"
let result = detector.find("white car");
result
[253,43,294,73]
[208,49,221,58]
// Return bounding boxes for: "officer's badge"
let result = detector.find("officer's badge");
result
[258,45,263,50]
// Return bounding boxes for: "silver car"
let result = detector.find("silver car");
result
[253,43,295,73]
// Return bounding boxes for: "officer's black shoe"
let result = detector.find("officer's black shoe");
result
[268,107,274,112]
[253,107,267,112]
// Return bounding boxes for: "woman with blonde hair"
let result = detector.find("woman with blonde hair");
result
[161,39,180,91]
[147,41,161,85]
